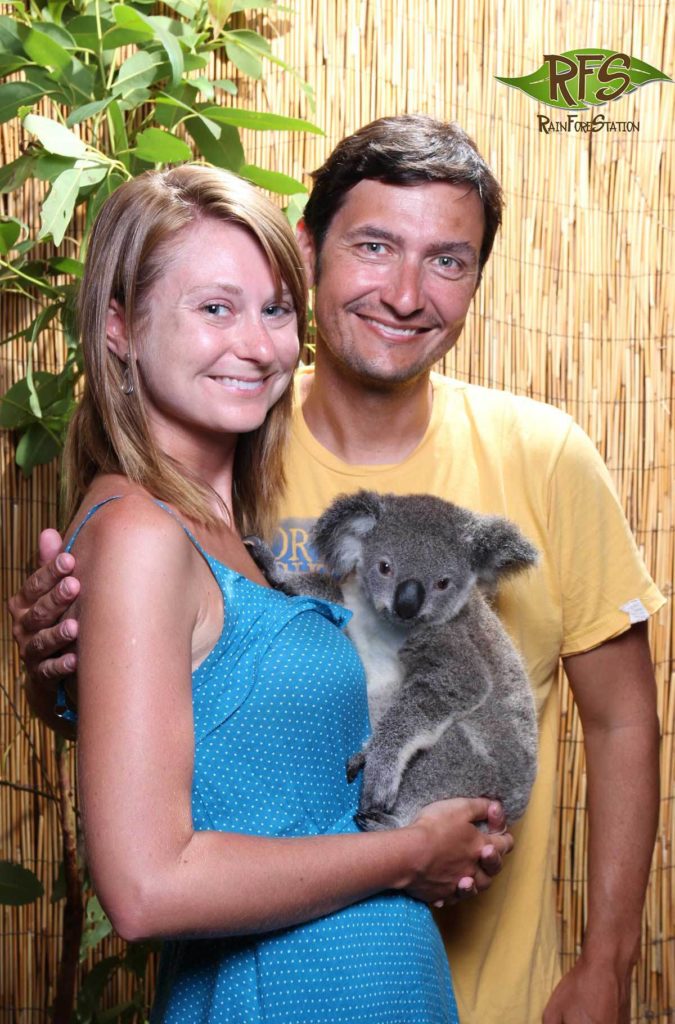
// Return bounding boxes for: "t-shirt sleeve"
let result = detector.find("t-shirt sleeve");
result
[547,421,665,656]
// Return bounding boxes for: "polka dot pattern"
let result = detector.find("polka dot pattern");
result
[73,503,458,1023]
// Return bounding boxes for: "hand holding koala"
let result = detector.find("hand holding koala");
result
[247,491,538,833]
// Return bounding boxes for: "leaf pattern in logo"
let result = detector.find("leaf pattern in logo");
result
[496,48,672,109]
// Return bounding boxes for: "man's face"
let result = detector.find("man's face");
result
[302,179,485,387]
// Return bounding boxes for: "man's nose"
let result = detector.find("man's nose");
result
[380,258,425,316]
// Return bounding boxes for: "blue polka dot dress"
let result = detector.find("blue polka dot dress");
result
[68,500,459,1024]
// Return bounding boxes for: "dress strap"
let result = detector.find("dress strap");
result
[64,495,122,553]
[150,499,211,562]
[57,495,200,725]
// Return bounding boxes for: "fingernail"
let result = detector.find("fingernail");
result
[482,844,495,857]
[56,555,70,572]
[64,655,76,671]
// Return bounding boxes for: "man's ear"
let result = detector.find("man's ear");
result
[295,219,317,288]
[106,299,130,360]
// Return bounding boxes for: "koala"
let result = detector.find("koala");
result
[247,490,539,832]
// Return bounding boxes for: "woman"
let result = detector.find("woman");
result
[61,165,510,1023]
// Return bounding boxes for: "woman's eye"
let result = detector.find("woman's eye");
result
[202,303,229,316]
[263,303,294,318]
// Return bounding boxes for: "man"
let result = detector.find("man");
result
[10,115,663,1023]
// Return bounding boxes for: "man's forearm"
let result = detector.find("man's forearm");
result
[548,623,661,1023]
[581,713,659,969]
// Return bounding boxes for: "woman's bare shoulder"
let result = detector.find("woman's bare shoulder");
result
[66,479,198,585]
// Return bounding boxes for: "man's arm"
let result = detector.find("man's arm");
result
[543,621,660,1024]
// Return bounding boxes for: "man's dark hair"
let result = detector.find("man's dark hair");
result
[303,114,504,275]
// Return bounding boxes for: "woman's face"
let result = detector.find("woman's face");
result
[109,217,299,460]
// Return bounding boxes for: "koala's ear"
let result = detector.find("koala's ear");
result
[312,490,384,576]
[465,514,539,583]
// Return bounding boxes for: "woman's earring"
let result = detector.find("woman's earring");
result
[120,363,134,395]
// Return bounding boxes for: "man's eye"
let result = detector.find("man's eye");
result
[361,242,386,255]
[436,255,458,269]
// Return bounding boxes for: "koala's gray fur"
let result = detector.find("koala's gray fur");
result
[247,490,538,832]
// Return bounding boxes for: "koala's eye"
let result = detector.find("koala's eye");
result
[435,578,451,591]
[378,560,392,576]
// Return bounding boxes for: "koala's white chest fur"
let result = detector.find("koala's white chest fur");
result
[340,576,407,727]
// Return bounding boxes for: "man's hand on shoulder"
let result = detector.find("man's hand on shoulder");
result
[8,528,80,733]
[543,956,631,1023]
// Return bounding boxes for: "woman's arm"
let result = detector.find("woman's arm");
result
[74,497,512,942]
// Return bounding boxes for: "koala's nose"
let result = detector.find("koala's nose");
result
[394,579,425,619]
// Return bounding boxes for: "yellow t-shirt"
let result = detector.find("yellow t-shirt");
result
[274,367,665,1024]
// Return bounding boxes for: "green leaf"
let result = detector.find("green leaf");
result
[208,0,234,36]
[111,49,164,100]
[50,256,84,277]
[0,861,43,905]
[39,167,82,245]
[22,27,72,73]
[16,422,62,474]
[66,98,111,127]
[150,19,185,87]
[231,0,276,9]
[226,28,272,56]
[158,0,202,16]
[33,152,75,182]
[84,170,126,234]
[225,40,262,79]
[200,106,323,135]
[51,860,66,903]
[0,81,45,124]
[0,372,63,430]
[65,13,116,49]
[0,154,37,193]
[76,955,123,1021]
[24,21,76,50]
[152,25,184,87]
[190,76,215,100]
[283,192,307,230]
[133,127,192,163]
[0,218,22,254]
[23,113,86,158]
[0,14,25,55]
[240,163,307,195]
[52,58,97,107]
[496,49,673,110]
[186,115,244,169]
[0,52,30,75]
[213,78,237,95]
[106,99,128,157]
[110,4,154,39]
[79,894,113,961]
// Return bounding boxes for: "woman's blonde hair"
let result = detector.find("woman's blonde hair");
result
[62,165,307,538]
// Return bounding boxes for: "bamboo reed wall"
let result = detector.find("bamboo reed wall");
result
[1,0,673,1020]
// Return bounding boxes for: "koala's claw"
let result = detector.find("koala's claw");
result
[346,751,366,783]
[243,536,279,582]
[354,808,399,832]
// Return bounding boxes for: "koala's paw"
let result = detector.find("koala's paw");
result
[346,751,366,783]
[243,536,282,585]
[362,775,401,814]
[354,808,400,832]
